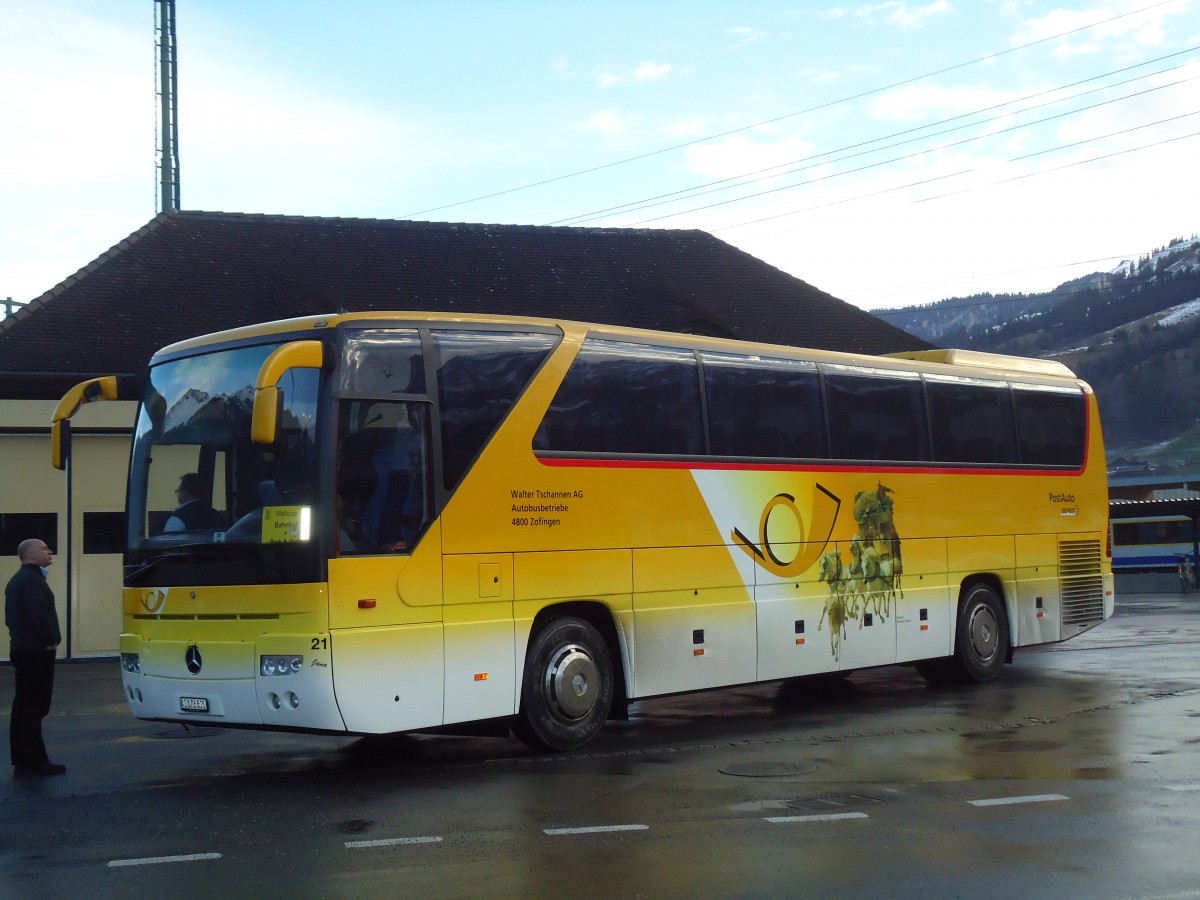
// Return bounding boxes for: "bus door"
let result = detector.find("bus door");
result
[327,399,445,733]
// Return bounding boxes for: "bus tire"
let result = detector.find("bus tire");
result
[952,582,1009,682]
[916,583,1009,684]
[514,616,614,752]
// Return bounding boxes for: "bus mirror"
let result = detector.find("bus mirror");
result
[51,375,141,470]
[51,420,70,471]
[251,386,281,445]
[251,341,324,445]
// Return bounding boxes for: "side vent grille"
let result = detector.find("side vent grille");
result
[1059,539,1104,630]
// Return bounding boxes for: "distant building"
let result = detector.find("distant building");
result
[0,210,931,657]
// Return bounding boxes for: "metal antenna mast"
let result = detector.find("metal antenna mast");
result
[154,0,180,212]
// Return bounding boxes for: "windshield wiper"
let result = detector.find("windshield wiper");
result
[125,545,283,584]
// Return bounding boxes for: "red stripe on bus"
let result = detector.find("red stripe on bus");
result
[535,456,1086,478]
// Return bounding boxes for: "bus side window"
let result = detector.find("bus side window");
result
[826,370,930,463]
[926,379,1018,465]
[701,352,825,460]
[337,401,431,555]
[433,329,559,489]
[535,339,704,457]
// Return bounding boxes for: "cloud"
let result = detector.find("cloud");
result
[599,61,672,88]
[1012,2,1187,56]
[853,1,950,28]
[663,116,716,139]
[868,83,1023,121]
[634,61,672,81]
[802,67,845,85]
[728,25,766,47]
[576,110,628,135]
[683,136,818,180]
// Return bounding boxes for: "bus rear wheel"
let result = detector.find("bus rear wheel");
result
[514,616,614,752]
[917,583,1009,684]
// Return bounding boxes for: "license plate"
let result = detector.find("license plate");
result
[179,697,209,713]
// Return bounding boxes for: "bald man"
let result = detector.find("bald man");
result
[5,539,66,777]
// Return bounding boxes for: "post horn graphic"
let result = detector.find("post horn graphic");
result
[732,483,841,578]
[141,589,167,614]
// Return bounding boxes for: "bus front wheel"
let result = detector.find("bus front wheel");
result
[514,616,614,752]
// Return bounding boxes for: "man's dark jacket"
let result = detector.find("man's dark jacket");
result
[5,563,61,652]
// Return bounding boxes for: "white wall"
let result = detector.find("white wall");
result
[1,399,136,658]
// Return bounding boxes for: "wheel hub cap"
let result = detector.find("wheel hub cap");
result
[969,607,998,661]
[545,644,598,720]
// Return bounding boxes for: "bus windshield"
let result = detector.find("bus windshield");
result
[126,340,321,585]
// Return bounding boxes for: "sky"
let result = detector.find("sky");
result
[2,0,1199,315]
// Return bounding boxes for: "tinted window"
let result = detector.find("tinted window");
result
[1013,386,1086,467]
[826,369,930,462]
[434,330,559,489]
[0,513,58,557]
[702,353,825,459]
[339,329,425,395]
[84,512,126,554]
[927,379,1018,465]
[1114,520,1188,546]
[337,401,432,555]
[535,339,704,456]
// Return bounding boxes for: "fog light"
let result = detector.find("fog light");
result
[121,652,141,673]
[260,655,303,676]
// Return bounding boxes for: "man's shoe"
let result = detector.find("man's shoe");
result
[13,762,67,777]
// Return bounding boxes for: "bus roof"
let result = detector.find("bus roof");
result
[152,311,1082,383]
[885,349,1076,378]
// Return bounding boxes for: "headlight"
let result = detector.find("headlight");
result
[260,655,303,676]
[121,652,141,673]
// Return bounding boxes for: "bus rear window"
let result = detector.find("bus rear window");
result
[1013,386,1087,467]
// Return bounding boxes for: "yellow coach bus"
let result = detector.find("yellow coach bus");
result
[52,312,1113,751]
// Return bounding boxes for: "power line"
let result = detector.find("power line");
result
[711,125,1200,233]
[912,126,1200,205]
[614,71,1200,228]
[399,0,1185,219]
[548,48,1200,227]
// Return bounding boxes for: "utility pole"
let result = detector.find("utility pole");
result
[155,0,180,212]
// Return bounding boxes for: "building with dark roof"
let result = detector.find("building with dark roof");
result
[0,210,929,398]
[0,210,930,658]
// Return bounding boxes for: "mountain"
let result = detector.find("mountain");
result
[876,235,1200,471]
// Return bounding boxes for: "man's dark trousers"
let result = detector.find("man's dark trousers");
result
[10,649,56,767]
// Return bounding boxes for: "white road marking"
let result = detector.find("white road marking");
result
[107,853,222,868]
[764,812,870,824]
[345,836,443,849]
[544,824,649,835]
[1165,785,1200,792]
[967,794,1070,807]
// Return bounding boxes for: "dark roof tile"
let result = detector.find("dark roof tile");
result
[0,211,930,398]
